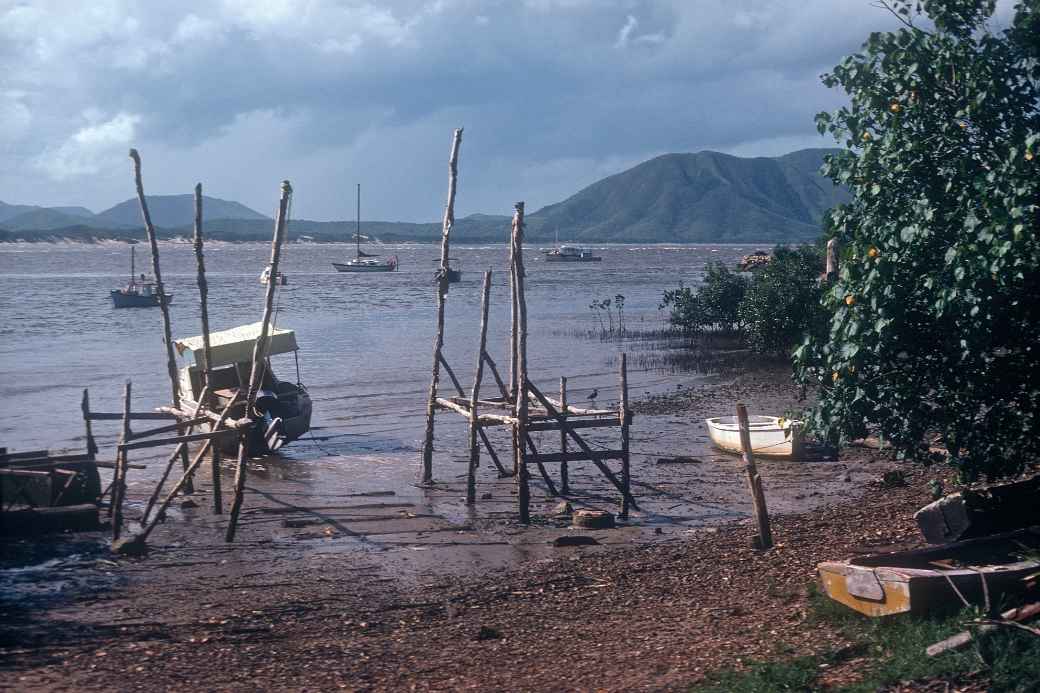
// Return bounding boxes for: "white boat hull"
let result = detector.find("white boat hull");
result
[705,415,804,458]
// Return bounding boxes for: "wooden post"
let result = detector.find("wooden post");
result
[81,388,98,460]
[512,203,530,523]
[736,403,773,549]
[619,353,630,520]
[224,434,249,543]
[825,238,839,279]
[112,381,131,540]
[225,180,292,543]
[509,222,519,408]
[129,149,194,494]
[192,183,222,514]
[559,377,569,495]
[466,269,492,504]
[420,128,464,485]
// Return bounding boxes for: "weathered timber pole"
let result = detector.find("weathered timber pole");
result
[509,221,519,408]
[559,377,569,495]
[129,149,194,494]
[736,402,773,550]
[825,238,839,280]
[81,389,98,460]
[420,128,464,485]
[619,353,630,519]
[466,269,493,504]
[192,183,222,514]
[512,203,531,523]
[225,180,292,543]
[112,381,131,540]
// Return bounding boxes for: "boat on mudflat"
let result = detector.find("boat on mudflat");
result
[705,414,804,458]
[174,322,312,455]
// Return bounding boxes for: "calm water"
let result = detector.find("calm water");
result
[0,242,758,464]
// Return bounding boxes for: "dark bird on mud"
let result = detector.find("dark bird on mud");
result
[587,388,599,401]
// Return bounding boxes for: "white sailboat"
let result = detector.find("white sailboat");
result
[332,184,398,273]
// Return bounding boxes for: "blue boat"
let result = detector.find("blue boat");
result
[111,245,172,308]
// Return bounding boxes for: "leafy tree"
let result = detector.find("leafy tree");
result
[740,246,826,354]
[793,0,1040,480]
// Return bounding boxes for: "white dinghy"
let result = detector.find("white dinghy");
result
[705,415,804,458]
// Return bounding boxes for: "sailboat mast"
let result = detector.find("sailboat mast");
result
[356,183,361,260]
[130,245,135,282]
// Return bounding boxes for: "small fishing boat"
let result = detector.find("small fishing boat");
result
[705,415,804,458]
[332,183,398,273]
[544,245,602,263]
[174,322,312,455]
[260,266,287,285]
[111,245,173,308]
[819,527,1040,617]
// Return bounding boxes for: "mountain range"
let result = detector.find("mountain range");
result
[0,148,848,244]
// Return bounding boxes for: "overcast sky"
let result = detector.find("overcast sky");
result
[0,1,1016,221]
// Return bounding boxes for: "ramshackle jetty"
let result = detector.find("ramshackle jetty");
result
[418,129,636,523]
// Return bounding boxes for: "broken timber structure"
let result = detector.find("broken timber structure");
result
[420,196,638,523]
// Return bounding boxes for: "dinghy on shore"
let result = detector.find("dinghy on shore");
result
[705,414,804,458]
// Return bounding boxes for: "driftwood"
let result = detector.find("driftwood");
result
[420,128,464,485]
[737,402,772,550]
[927,601,1040,656]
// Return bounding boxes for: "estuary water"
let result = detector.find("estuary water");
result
[0,241,758,471]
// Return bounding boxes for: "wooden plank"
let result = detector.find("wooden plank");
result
[439,354,466,398]
[87,412,178,421]
[126,416,209,441]
[525,418,621,432]
[119,428,236,452]
[527,450,627,464]
[435,398,514,425]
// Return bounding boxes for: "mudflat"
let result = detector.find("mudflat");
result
[1,365,911,691]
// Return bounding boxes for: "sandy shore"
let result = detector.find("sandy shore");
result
[1,364,917,691]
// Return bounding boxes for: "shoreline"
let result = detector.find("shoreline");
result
[0,363,920,691]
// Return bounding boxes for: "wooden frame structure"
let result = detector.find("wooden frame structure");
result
[421,201,638,523]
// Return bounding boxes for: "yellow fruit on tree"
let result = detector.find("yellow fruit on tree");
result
[862,131,872,141]
[845,295,856,306]
[868,247,879,258]
[890,102,901,113]
[832,371,840,382]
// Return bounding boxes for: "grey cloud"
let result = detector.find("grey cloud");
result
[1,0,911,221]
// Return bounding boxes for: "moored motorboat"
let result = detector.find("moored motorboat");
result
[174,322,312,455]
[544,245,602,262]
[705,414,804,458]
[111,245,173,308]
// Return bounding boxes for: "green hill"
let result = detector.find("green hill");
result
[527,148,848,243]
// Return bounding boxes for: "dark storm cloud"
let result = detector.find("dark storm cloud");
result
[5,0,1010,221]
